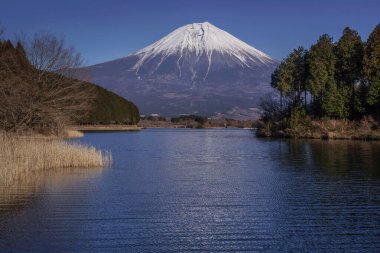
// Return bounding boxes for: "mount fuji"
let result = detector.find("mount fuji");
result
[86,22,279,118]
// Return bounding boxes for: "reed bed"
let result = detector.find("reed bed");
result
[0,132,111,185]
[63,129,85,138]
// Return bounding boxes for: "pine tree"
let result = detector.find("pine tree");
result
[335,27,363,87]
[271,47,307,109]
[363,23,380,80]
[322,84,349,118]
[306,34,336,116]
[334,27,364,118]
[271,60,291,108]
[367,73,380,121]
[364,23,380,121]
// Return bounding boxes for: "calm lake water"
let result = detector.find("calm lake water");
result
[1,129,380,252]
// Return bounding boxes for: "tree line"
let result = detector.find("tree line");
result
[270,23,380,122]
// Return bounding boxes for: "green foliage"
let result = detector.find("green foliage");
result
[367,73,380,106]
[350,83,366,118]
[271,63,291,95]
[267,24,380,123]
[322,84,349,118]
[271,47,306,106]
[306,34,336,97]
[363,24,380,80]
[259,23,380,142]
[335,27,364,87]
[288,106,310,129]
[83,85,140,124]
[367,73,380,121]
[259,24,380,137]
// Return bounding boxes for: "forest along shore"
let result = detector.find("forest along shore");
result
[138,115,255,129]
[256,117,380,140]
[256,24,380,140]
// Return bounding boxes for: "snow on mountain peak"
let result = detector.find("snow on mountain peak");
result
[131,22,276,73]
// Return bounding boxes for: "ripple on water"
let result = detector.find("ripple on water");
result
[0,129,380,252]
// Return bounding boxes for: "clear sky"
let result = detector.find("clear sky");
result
[1,0,379,66]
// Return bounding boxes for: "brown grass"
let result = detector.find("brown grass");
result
[257,116,380,140]
[63,129,84,138]
[72,124,142,132]
[0,132,111,186]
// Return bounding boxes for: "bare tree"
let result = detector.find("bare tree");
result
[259,93,289,121]
[0,32,95,134]
[22,32,84,77]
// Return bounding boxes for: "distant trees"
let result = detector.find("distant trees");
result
[268,23,380,122]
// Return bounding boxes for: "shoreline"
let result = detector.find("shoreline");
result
[256,133,380,141]
[70,125,143,132]
[255,129,380,141]
[255,118,380,141]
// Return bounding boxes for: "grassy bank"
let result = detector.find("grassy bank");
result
[0,132,111,185]
[256,117,380,140]
[72,124,142,132]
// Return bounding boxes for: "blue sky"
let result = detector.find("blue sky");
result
[1,0,379,65]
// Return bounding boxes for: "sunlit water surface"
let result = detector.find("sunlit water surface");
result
[1,129,380,252]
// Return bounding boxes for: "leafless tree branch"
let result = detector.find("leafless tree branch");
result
[0,32,95,134]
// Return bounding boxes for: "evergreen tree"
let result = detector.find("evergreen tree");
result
[363,23,380,121]
[351,82,367,117]
[306,34,336,116]
[335,27,364,87]
[289,47,307,107]
[363,23,380,80]
[335,27,364,118]
[367,73,380,121]
[322,84,349,118]
[271,60,291,107]
[267,24,380,124]
[271,47,307,108]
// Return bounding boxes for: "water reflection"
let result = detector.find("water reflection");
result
[0,167,105,213]
[267,139,380,178]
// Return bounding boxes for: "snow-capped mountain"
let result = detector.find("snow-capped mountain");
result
[86,22,278,117]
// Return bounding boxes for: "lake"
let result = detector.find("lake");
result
[1,129,380,252]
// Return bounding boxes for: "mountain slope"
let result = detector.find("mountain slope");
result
[87,22,279,117]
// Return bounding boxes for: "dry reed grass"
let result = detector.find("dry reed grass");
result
[63,129,84,138]
[0,132,111,186]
